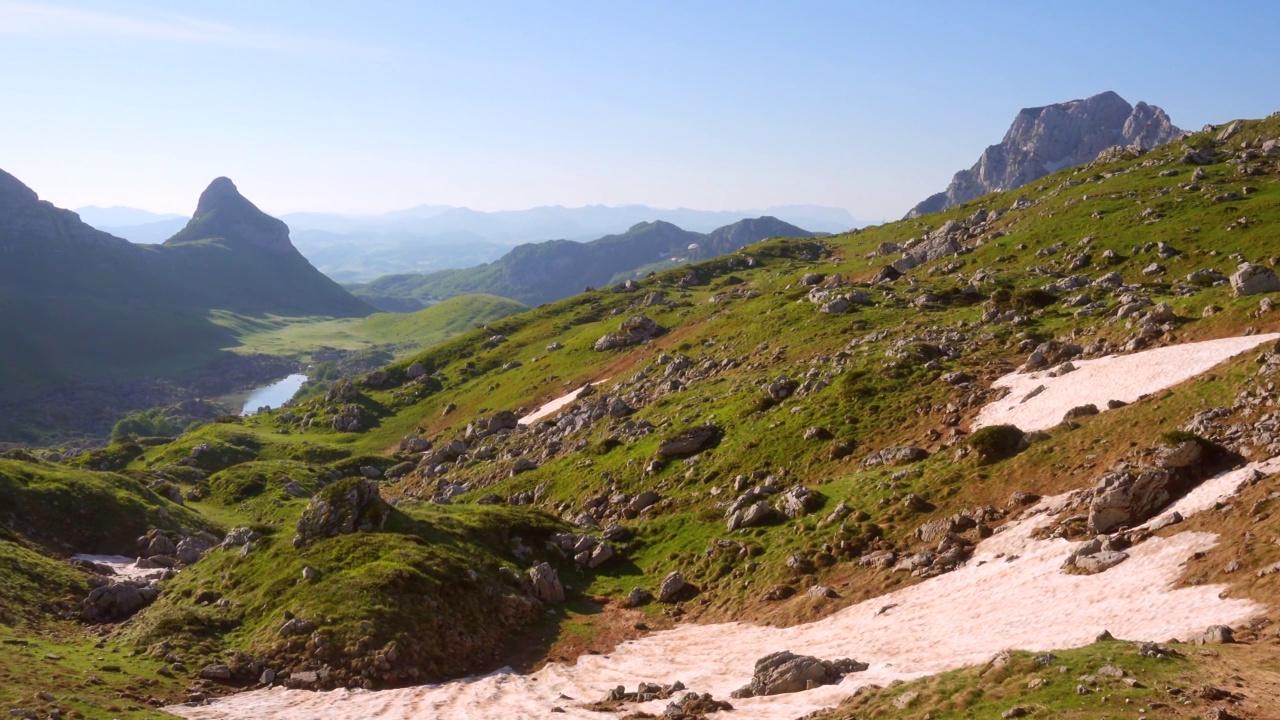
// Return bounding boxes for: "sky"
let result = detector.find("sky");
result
[1,1,1277,220]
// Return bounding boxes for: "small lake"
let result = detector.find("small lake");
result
[239,374,307,416]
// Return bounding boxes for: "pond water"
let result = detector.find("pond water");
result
[239,374,307,415]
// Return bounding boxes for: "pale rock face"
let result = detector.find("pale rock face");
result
[907,91,1182,218]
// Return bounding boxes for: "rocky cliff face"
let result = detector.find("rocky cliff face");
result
[907,91,1182,218]
[0,169,133,252]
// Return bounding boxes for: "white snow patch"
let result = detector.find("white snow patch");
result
[974,334,1280,432]
[517,379,610,426]
[167,475,1265,720]
[70,554,166,582]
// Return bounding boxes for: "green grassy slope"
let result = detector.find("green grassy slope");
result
[3,117,1280,715]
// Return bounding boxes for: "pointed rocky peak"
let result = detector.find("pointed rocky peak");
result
[907,91,1182,218]
[166,177,293,252]
[194,176,250,217]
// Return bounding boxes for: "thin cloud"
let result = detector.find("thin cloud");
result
[0,1,390,59]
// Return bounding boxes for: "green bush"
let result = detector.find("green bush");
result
[968,424,1026,464]
[1012,288,1058,311]
[1159,429,1203,446]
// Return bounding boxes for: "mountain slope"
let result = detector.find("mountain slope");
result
[907,90,1182,217]
[351,216,813,310]
[4,114,1280,718]
[0,171,372,440]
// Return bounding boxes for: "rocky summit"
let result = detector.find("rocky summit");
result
[166,177,294,254]
[907,91,1182,217]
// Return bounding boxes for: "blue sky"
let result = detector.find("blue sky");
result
[1,1,1277,219]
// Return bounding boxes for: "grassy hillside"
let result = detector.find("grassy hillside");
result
[3,116,1280,716]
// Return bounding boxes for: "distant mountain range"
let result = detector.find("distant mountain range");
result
[907,91,1183,218]
[82,203,865,283]
[350,216,814,311]
[2,171,370,401]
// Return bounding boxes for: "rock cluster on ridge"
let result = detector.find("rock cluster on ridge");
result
[907,91,1182,217]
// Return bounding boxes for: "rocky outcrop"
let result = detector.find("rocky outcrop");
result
[595,314,667,351]
[1230,263,1280,297]
[907,92,1181,218]
[1086,439,1228,534]
[729,651,868,698]
[293,478,389,547]
[526,562,565,604]
[656,424,722,458]
[81,579,159,622]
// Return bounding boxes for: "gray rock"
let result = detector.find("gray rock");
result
[626,587,653,608]
[511,457,538,475]
[594,314,667,351]
[894,690,921,708]
[1073,550,1130,574]
[199,664,233,681]
[1198,625,1234,644]
[730,651,868,698]
[657,425,720,458]
[1230,263,1280,297]
[527,562,565,604]
[861,446,928,467]
[81,580,157,622]
[399,435,432,453]
[293,479,388,547]
[278,617,316,637]
[727,500,773,531]
[775,486,821,519]
[658,571,687,603]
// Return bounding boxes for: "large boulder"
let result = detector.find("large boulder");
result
[730,651,868,698]
[905,232,964,265]
[658,571,688,603]
[657,425,722,458]
[775,486,822,519]
[1086,440,1228,535]
[527,562,565,604]
[861,446,929,468]
[594,314,667,351]
[1088,469,1176,534]
[1230,263,1280,297]
[293,478,388,547]
[81,580,159,622]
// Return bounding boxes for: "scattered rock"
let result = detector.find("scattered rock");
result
[729,651,867,698]
[657,425,721,458]
[657,571,688,603]
[293,478,389,548]
[595,315,667,351]
[1197,625,1234,645]
[527,562,565,604]
[861,446,928,468]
